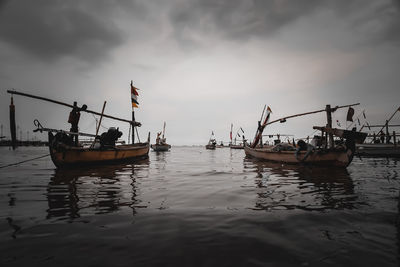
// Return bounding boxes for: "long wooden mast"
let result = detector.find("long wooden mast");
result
[6,89,141,126]
[264,103,359,127]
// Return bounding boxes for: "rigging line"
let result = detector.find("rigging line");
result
[0,154,50,169]
[91,113,109,131]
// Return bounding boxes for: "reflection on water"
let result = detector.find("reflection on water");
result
[47,159,149,220]
[0,147,400,266]
[244,158,358,211]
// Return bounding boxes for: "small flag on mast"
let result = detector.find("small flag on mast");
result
[131,81,139,108]
[346,107,354,122]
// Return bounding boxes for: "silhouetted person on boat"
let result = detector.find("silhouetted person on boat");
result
[379,131,385,144]
[156,132,162,145]
[295,139,315,162]
[68,102,87,146]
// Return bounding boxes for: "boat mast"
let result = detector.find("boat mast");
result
[132,110,135,144]
[162,122,166,139]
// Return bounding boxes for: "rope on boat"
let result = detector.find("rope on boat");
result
[0,154,50,169]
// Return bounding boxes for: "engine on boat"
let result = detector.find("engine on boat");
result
[100,127,123,148]
[52,132,74,146]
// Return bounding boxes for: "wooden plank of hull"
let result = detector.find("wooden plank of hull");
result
[356,144,400,157]
[50,144,150,168]
[151,144,171,151]
[244,146,353,167]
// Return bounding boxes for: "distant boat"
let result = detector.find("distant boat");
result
[244,104,367,167]
[356,143,400,157]
[7,82,150,168]
[355,106,400,157]
[216,141,225,148]
[151,122,171,152]
[229,123,245,149]
[206,131,216,149]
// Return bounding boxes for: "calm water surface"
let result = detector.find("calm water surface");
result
[0,146,399,266]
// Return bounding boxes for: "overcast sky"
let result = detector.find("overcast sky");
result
[1,0,400,145]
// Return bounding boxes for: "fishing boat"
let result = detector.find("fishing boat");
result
[230,143,244,149]
[216,141,225,148]
[151,122,171,151]
[355,106,400,157]
[7,82,150,168]
[244,104,367,167]
[206,131,217,149]
[229,123,245,149]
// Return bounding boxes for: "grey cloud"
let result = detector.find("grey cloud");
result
[0,0,125,63]
[370,0,400,45]
[169,0,320,44]
[168,0,400,48]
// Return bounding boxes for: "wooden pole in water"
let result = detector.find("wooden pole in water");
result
[393,131,397,147]
[9,97,17,150]
[386,120,390,144]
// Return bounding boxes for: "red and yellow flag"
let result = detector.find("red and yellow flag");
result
[131,81,139,108]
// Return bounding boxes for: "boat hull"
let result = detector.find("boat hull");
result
[230,145,244,149]
[205,144,216,150]
[244,146,353,167]
[49,143,150,168]
[356,144,400,157]
[151,144,171,151]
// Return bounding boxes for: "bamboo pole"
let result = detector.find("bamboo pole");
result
[95,101,107,137]
[264,103,360,127]
[363,124,400,127]
[7,90,140,126]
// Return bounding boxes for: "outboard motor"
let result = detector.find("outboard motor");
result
[100,127,123,148]
[49,132,74,150]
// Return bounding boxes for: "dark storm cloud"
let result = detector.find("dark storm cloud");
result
[367,0,400,46]
[169,0,319,44]
[0,0,125,63]
[169,0,400,47]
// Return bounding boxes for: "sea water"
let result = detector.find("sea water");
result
[0,146,399,266]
